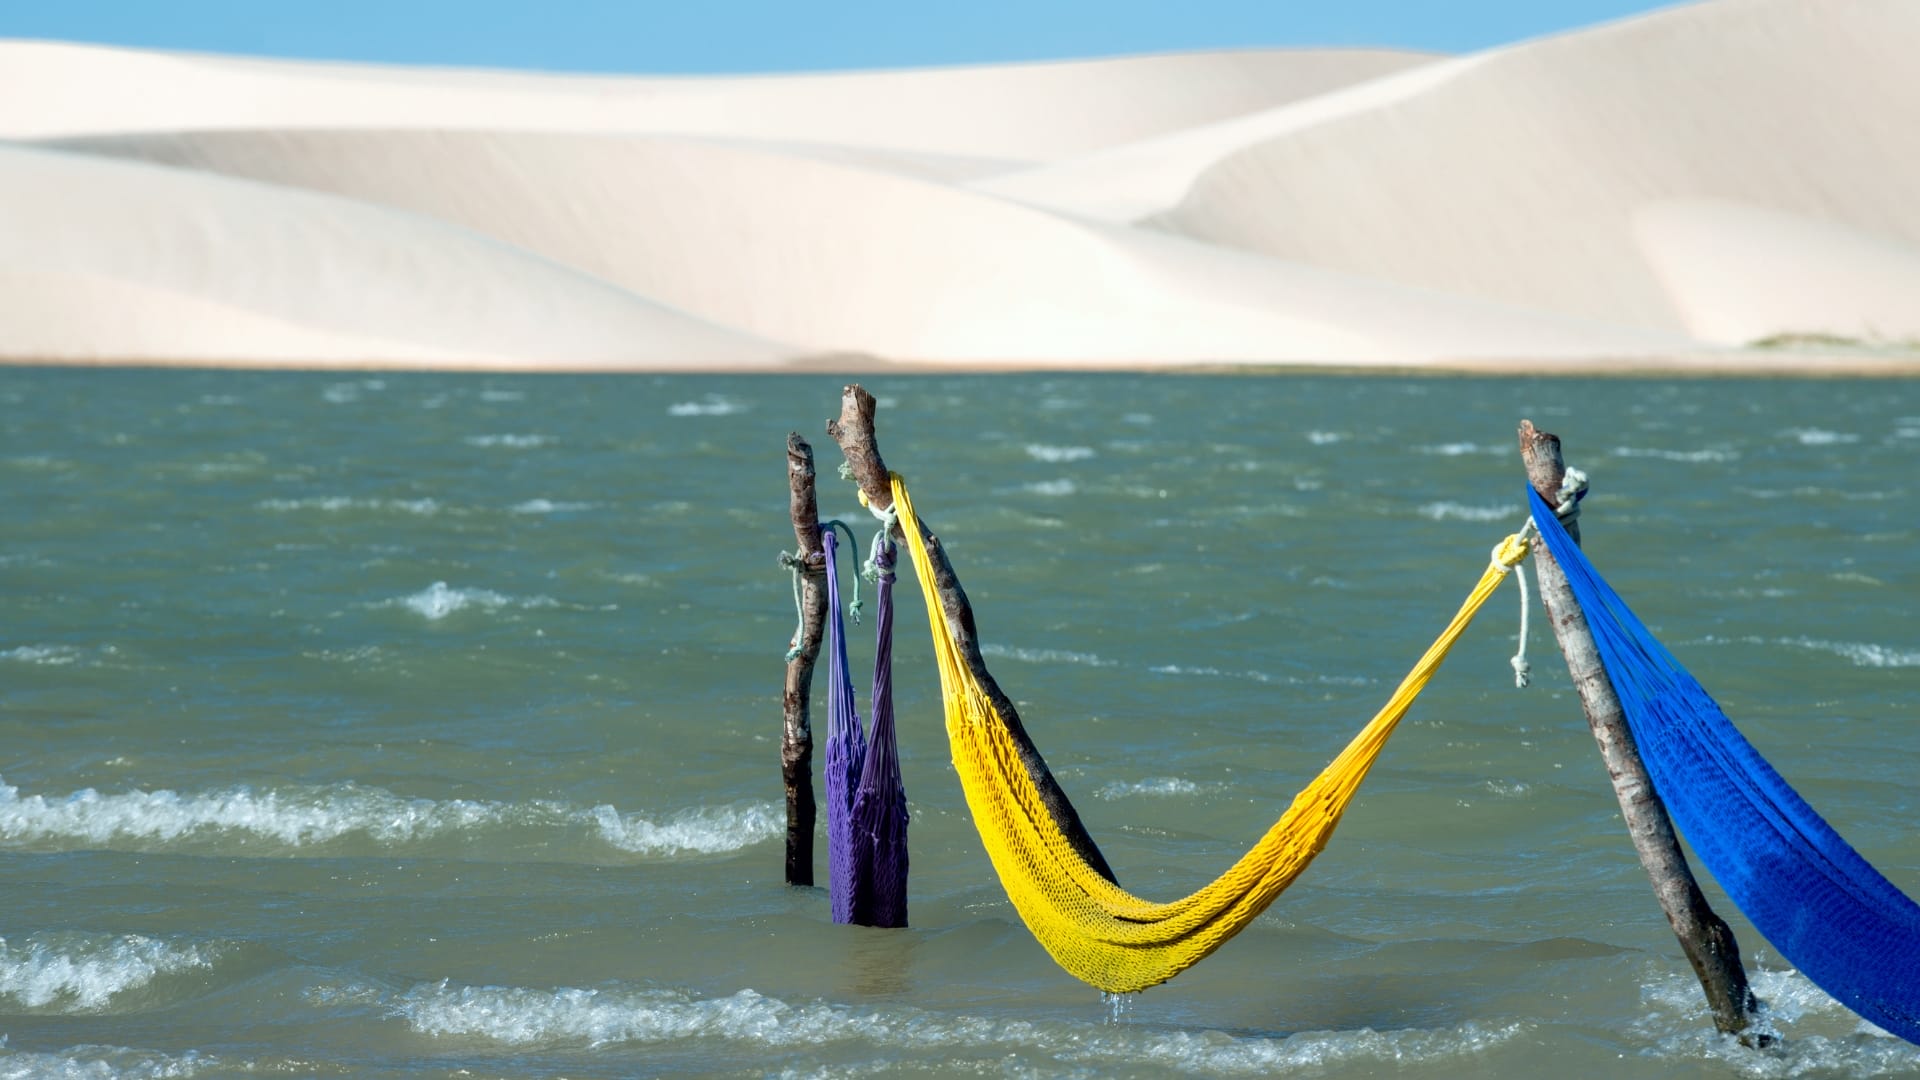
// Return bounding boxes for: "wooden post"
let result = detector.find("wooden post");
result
[826,384,1116,882]
[781,433,828,887]
[1519,420,1762,1042]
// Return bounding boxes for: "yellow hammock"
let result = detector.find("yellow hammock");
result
[887,472,1530,993]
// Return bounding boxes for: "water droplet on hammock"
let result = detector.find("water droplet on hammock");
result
[1101,990,1137,1025]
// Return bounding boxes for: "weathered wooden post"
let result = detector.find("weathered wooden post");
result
[826,384,1116,882]
[781,433,828,886]
[1519,420,1762,1041]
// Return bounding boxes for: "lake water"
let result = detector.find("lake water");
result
[1,369,1916,1078]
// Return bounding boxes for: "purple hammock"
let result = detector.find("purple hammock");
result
[821,525,909,927]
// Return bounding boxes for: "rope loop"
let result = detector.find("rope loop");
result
[1511,559,1533,688]
[821,519,864,623]
[849,470,904,579]
[1493,521,1541,690]
[863,502,900,582]
[779,548,807,661]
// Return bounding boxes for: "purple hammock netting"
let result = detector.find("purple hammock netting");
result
[821,525,909,927]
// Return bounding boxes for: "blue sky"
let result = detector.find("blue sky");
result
[9,1,1681,73]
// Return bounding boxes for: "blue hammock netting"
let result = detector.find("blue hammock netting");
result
[1529,485,1920,1044]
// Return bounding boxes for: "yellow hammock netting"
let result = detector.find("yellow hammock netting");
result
[887,472,1530,993]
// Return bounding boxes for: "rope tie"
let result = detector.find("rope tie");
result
[1491,524,1537,689]
[778,549,811,662]
[1506,466,1588,688]
[821,519,864,623]
[777,507,871,661]
[1555,467,1588,523]
[852,470,905,582]
[864,504,900,582]
[1511,550,1533,689]
[1487,531,1530,573]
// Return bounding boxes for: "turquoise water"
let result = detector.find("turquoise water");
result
[1,370,1916,1078]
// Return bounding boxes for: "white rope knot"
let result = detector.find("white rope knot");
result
[1555,466,1588,523]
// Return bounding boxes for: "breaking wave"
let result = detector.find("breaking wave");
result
[1025,444,1095,463]
[392,980,1525,1073]
[0,777,778,860]
[0,932,223,1012]
[386,582,559,620]
[668,395,746,417]
[1638,967,1920,1077]
[1417,501,1518,523]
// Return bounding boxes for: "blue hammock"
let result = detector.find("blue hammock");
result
[1529,486,1920,1044]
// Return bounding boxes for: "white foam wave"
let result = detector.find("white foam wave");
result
[1024,444,1095,463]
[1150,663,1285,685]
[1640,967,1920,1076]
[393,981,1525,1071]
[1781,637,1920,668]
[668,395,746,417]
[321,380,379,404]
[0,1045,220,1078]
[981,643,1116,668]
[510,499,594,514]
[1610,446,1739,463]
[1785,428,1861,446]
[1305,431,1344,445]
[479,389,526,403]
[1416,442,1502,457]
[1023,479,1077,496]
[0,932,220,1012]
[3,454,71,470]
[1,645,83,666]
[1095,777,1210,800]
[257,496,442,514]
[0,776,778,859]
[1687,634,1920,667]
[1417,501,1517,523]
[591,802,782,855]
[1737,486,1891,501]
[1148,663,1368,688]
[465,434,554,448]
[0,777,519,848]
[391,582,557,620]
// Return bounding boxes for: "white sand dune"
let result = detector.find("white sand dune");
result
[0,144,786,367]
[3,0,1918,371]
[0,40,1429,162]
[1634,199,1920,346]
[1154,0,1920,339]
[973,54,1489,222]
[45,129,1687,364]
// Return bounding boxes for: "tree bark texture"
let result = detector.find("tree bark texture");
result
[826,384,1116,883]
[782,432,827,887]
[1519,420,1760,1041]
